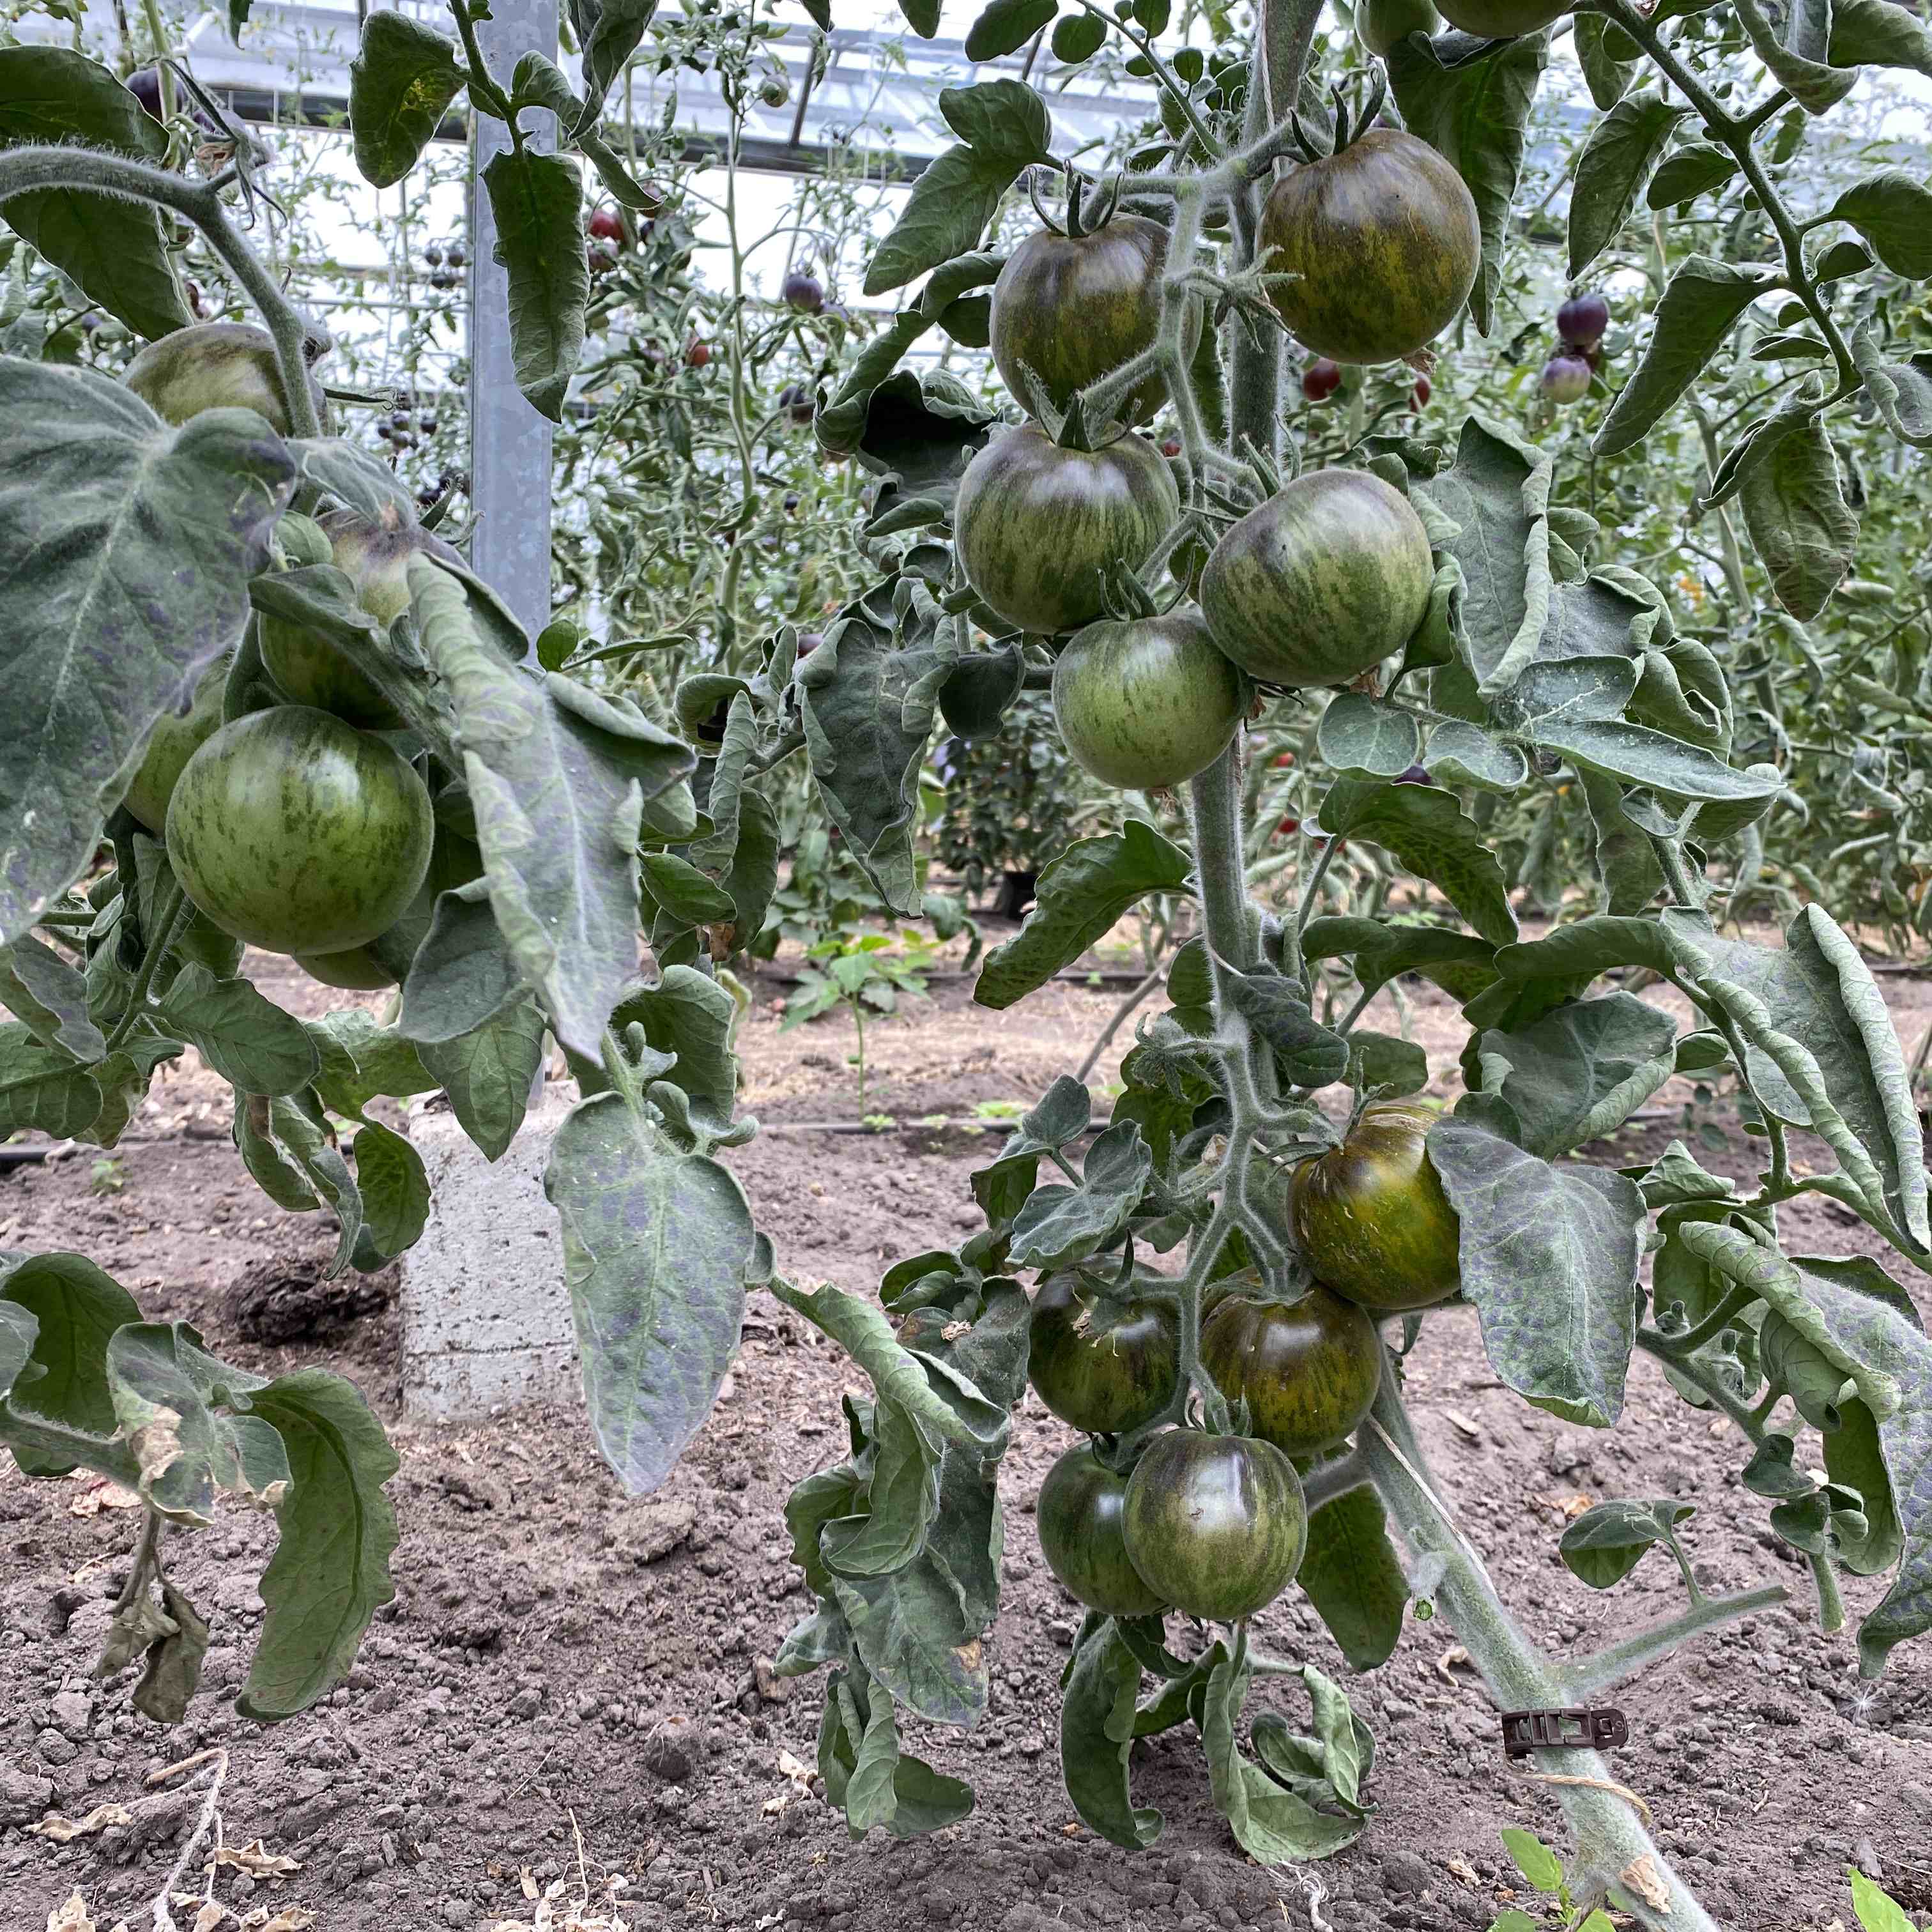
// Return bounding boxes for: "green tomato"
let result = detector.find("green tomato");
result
[1199,468,1433,688]
[321,505,466,628]
[122,322,329,435]
[1029,1271,1178,1436]
[259,613,404,730]
[1036,1443,1170,1618]
[1259,130,1480,365]
[1356,0,1441,54]
[1052,611,1245,791]
[165,706,434,956]
[1291,1101,1461,1313]
[296,830,482,990]
[1121,1430,1307,1622]
[954,423,1178,636]
[121,657,228,833]
[990,215,1186,426]
[1433,0,1568,31]
[1200,1287,1383,1459]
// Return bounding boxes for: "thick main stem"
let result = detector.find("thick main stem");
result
[1361,1375,1722,1930]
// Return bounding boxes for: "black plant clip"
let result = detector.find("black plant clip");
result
[1499,1708,1630,1759]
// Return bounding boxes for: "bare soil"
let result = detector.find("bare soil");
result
[3,937,1931,1932]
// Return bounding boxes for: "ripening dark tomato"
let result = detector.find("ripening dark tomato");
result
[1200,1288,1382,1459]
[1411,374,1432,408]
[778,381,815,424]
[126,66,163,119]
[588,208,625,245]
[1434,0,1569,34]
[1029,1271,1178,1436]
[588,245,617,275]
[1356,0,1441,53]
[166,707,435,956]
[1291,1101,1461,1313]
[1121,1430,1307,1621]
[782,270,824,314]
[686,339,712,368]
[1542,353,1592,404]
[122,657,229,834]
[1557,290,1609,348]
[954,422,1179,636]
[1036,1445,1170,1618]
[1301,357,1342,402]
[990,214,1189,425]
[123,322,330,436]
[1260,132,1480,365]
[1199,469,1434,688]
[1395,762,1431,785]
[1052,611,1244,791]
[1160,437,1183,458]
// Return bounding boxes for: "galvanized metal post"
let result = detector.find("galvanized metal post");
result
[467,0,559,648]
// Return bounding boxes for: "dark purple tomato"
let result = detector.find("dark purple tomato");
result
[1557,290,1609,348]
[126,66,163,119]
[782,271,824,314]
[1120,1430,1307,1621]
[1029,1271,1178,1436]
[1199,1288,1383,1459]
[1291,1101,1460,1313]
[1260,131,1480,365]
[1036,1445,1169,1617]
[1395,763,1431,785]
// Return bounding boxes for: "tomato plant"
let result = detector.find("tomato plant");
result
[4,0,1932,1915]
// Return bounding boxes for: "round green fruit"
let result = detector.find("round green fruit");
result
[1037,1444,1170,1618]
[1199,469,1433,688]
[1052,611,1244,791]
[165,706,434,956]
[1357,0,1441,54]
[1029,1271,1178,1436]
[321,505,467,627]
[1432,0,1568,32]
[1199,1287,1383,1459]
[1259,130,1480,365]
[122,657,228,833]
[296,829,482,991]
[1120,1430,1307,1622]
[259,613,403,730]
[1291,1101,1461,1313]
[991,215,1186,426]
[123,322,328,435]
[954,423,1178,636]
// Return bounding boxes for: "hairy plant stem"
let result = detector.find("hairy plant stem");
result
[1588,0,1857,391]
[0,146,323,441]
[1636,1334,1847,1633]
[1361,1376,1723,1929]
[100,878,188,1057]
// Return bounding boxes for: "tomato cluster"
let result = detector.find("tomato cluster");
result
[1029,1103,1464,1623]
[123,323,464,988]
[954,135,1471,793]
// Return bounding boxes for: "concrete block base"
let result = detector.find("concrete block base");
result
[399,1092,579,1420]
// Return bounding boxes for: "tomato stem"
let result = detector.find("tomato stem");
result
[1361,1372,1726,1930]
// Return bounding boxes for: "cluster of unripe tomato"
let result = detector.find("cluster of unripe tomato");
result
[1027,1104,1463,1623]
[1541,289,1609,406]
[113,323,479,992]
[931,137,1494,1620]
[951,121,1480,799]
